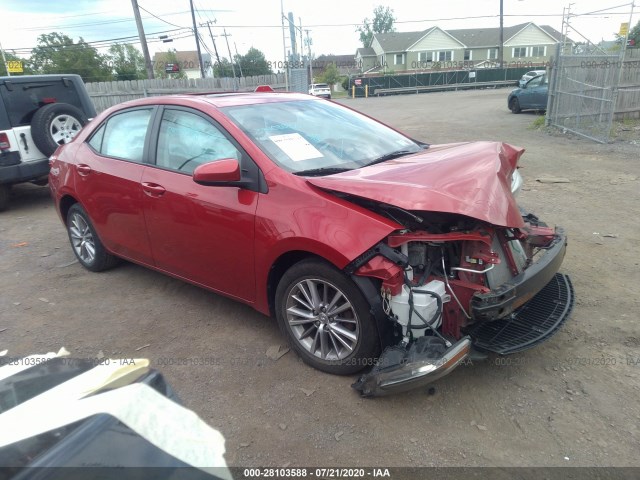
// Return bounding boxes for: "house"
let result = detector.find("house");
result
[152,51,213,79]
[311,54,359,79]
[360,22,569,73]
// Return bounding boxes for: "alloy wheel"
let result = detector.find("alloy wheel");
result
[69,212,96,264]
[285,278,360,361]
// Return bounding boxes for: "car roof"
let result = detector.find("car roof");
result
[114,91,315,109]
[0,74,84,84]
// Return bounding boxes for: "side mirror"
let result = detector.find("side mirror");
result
[193,159,241,185]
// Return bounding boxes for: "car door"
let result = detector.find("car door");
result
[74,107,155,265]
[141,106,259,302]
[529,75,549,109]
[519,75,545,109]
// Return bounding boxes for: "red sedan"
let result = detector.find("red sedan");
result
[49,92,573,396]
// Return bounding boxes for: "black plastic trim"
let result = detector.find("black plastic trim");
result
[0,158,49,185]
[471,228,567,321]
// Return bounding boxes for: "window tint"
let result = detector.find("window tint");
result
[155,109,241,174]
[101,109,152,162]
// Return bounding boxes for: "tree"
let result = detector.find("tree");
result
[236,47,272,77]
[212,58,235,78]
[320,63,340,86]
[30,32,112,82]
[0,52,34,76]
[613,20,640,48]
[357,5,396,48]
[153,49,187,79]
[107,43,146,80]
[628,20,640,46]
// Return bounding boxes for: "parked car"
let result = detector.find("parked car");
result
[0,74,95,211]
[508,74,549,113]
[49,92,573,397]
[308,83,331,99]
[518,69,546,88]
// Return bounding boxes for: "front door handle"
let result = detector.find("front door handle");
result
[142,182,166,197]
[77,164,92,176]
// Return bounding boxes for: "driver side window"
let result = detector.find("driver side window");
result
[155,109,240,174]
[527,76,544,88]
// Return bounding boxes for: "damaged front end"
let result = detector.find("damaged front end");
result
[347,210,573,397]
[307,141,574,396]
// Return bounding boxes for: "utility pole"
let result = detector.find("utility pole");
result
[130,0,154,79]
[221,29,237,89]
[499,0,503,68]
[305,29,312,84]
[299,17,304,63]
[280,0,288,90]
[189,0,205,78]
[234,42,244,77]
[204,21,222,76]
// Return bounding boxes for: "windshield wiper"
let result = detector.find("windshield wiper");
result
[293,167,352,177]
[363,150,414,167]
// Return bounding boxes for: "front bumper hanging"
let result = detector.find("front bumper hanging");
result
[352,336,472,397]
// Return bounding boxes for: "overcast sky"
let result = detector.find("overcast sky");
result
[1,0,636,67]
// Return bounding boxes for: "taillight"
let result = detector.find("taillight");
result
[0,132,10,152]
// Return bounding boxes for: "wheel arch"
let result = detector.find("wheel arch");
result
[266,250,325,317]
[59,194,79,223]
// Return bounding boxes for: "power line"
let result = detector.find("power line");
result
[138,4,189,30]
[8,28,190,54]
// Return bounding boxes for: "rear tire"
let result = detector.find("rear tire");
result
[275,259,380,375]
[66,203,119,272]
[509,98,521,114]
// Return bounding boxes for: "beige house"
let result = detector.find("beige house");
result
[358,23,567,73]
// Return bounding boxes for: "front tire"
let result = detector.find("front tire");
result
[509,98,521,114]
[275,259,379,375]
[66,203,119,272]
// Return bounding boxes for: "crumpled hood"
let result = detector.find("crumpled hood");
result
[307,141,525,228]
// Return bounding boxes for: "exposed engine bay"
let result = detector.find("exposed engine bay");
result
[345,200,574,397]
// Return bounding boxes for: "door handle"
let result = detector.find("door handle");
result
[142,182,166,197]
[20,133,29,153]
[77,164,92,176]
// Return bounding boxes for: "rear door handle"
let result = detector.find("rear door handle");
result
[142,182,166,197]
[77,164,92,176]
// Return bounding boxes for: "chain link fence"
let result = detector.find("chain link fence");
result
[546,44,622,143]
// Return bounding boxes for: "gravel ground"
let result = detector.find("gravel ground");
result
[1,87,639,471]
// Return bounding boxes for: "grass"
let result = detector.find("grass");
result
[529,114,546,129]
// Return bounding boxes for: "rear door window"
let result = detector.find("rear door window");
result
[91,109,153,163]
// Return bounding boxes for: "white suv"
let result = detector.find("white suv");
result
[308,83,331,99]
[0,74,95,211]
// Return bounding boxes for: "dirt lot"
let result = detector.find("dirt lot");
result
[1,88,639,469]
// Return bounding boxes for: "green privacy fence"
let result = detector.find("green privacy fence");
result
[349,67,536,96]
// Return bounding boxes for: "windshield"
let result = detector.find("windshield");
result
[221,99,422,174]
